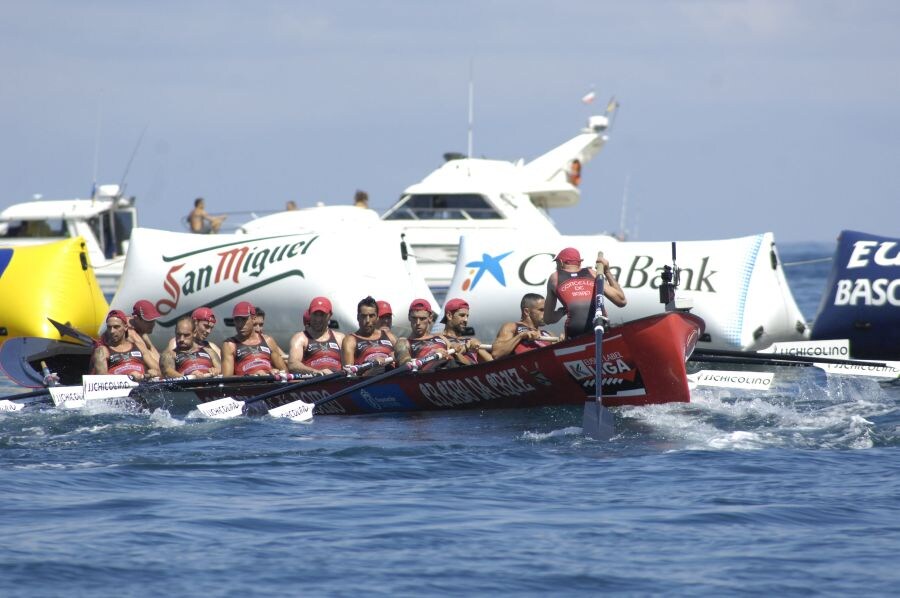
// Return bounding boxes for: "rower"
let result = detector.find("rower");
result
[127,299,162,372]
[376,300,393,332]
[221,301,288,376]
[491,293,556,359]
[395,298,466,368]
[254,306,288,362]
[288,296,346,375]
[89,309,160,380]
[163,306,221,360]
[441,298,493,363]
[341,296,398,370]
[544,247,626,339]
[159,316,221,378]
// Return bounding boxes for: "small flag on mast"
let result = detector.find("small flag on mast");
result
[581,90,596,104]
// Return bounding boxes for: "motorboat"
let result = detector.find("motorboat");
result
[0,184,137,297]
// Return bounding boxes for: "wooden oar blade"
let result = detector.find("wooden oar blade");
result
[0,399,25,413]
[267,399,314,422]
[687,370,774,391]
[49,385,85,408]
[196,397,246,419]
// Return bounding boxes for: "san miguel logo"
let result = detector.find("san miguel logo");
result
[154,234,319,324]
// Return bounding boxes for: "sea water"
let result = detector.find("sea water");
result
[1,243,898,596]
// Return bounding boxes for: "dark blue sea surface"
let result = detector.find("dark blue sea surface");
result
[2,242,898,597]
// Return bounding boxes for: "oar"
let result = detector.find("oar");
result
[195,369,357,419]
[692,348,886,368]
[582,253,615,441]
[267,352,450,422]
[47,318,96,346]
[687,369,774,391]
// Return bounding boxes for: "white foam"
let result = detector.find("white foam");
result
[522,426,582,441]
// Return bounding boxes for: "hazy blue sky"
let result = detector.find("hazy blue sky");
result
[2,1,898,242]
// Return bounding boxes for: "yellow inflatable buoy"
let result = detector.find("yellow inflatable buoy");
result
[0,237,108,346]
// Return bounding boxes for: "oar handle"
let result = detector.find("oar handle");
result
[243,370,348,406]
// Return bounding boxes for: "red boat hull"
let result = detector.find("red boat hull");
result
[191,312,704,415]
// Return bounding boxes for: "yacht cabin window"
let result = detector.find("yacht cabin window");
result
[383,194,502,221]
[0,218,67,239]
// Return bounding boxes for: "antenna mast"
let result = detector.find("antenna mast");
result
[467,60,474,158]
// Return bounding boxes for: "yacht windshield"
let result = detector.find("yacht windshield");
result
[383,194,501,221]
[0,218,67,239]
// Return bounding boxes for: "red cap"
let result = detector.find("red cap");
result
[308,296,332,314]
[192,307,217,323]
[106,309,129,323]
[232,301,256,318]
[376,300,393,318]
[554,247,582,264]
[302,309,311,326]
[440,298,470,323]
[132,299,161,321]
[408,298,433,314]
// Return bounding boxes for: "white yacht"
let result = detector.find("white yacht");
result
[237,114,613,293]
[0,184,136,297]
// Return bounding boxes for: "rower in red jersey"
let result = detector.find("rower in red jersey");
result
[342,296,398,369]
[491,293,556,359]
[395,298,467,368]
[288,296,345,375]
[221,301,288,376]
[159,316,221,378]
[440,298,493,364]
[163,306,222,361]
[89,309,160,380]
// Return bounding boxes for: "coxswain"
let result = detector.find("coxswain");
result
[441,298,493,363]
[89,309,160,380]
[376,300,393,332]
[394,298,466,368]
[341,296,398,370]
[159,316,221,378]
[163,306,221,360]
[126,299,162,373]
[221,301,288,376]
[491,293,556,359]
[544,247,626,339]
[288,296,346,375]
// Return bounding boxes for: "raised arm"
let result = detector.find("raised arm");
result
[596,256,627,307]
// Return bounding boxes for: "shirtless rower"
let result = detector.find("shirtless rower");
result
[127,300,162,373]
[544,247,626,339]
[221,301,287,376]
[188,197,226,234]
[441,298,493,363]
[89,310,160,380]
[342,296,398,371]
[395,298,467,368]
[288,296,346,375]
[491,293,556,359]
[159,316,221,378]
[163,306,221,360]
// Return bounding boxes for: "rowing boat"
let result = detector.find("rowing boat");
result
[139,311,704,415]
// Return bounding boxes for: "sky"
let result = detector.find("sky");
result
[1,1,898,243]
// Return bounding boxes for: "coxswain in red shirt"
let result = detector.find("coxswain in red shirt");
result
[221,301,288,376]
[544,247,626,339]
[342,296,398,371]
[159,316,221,378]
[490,293,557,359]
[440,297,493,364]
[288,296,346,375]
[394,298,464,369]
[89,309,160,380]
